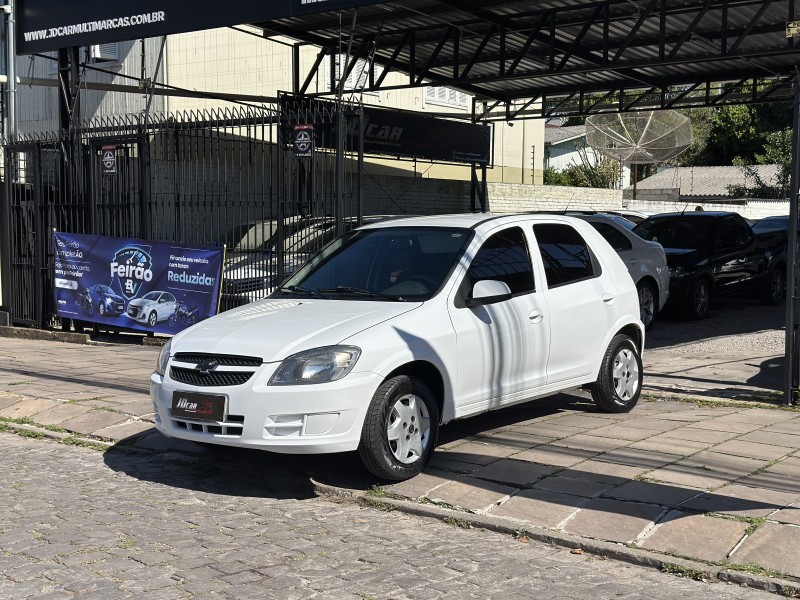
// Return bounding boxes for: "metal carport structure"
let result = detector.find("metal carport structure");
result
[247,0,800,404]
[6,0,800,401]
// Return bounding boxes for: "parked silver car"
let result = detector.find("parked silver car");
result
[127,291,178,327]
[574,214,669,329]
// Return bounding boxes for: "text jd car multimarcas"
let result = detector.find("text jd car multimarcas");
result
[151,214,645,481]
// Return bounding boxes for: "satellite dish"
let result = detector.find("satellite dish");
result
[585,111,693,164]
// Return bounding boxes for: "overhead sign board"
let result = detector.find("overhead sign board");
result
[281,97,492,165]
[17,0,384,54]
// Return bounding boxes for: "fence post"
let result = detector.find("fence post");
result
[0,149,11,319]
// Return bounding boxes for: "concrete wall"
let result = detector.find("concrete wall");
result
[360,176,789,220]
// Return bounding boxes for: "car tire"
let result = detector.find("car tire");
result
[686,278,711,320]
[358,375,439,481]
[636,281,657,330]
[590,334,642,414]
[760,267,785,306]
[148,311,158,328]
[98,303,105,317]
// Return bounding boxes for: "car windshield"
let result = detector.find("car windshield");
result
[633,217,713,250]
[274,226,472,301]
[142,292,160,300]
[752,217,788,232]
[98,285,115,294]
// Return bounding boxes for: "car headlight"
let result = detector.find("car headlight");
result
[669,266,685,277]
[269,346,361,386]
[154,339,172,377]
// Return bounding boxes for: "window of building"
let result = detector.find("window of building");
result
[424,86,470,110]
[329,54,382,96]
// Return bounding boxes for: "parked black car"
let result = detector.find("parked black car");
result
[632,212,786,319]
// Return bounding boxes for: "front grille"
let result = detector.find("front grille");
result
[173,415,245,436]
[170,366,254,387]
[173,353,262,367]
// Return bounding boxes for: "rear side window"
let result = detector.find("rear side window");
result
[534,223,598,288]
[466,226,534,295]
[590,222,632,251]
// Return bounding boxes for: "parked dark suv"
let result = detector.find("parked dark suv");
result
[632,211,786,319]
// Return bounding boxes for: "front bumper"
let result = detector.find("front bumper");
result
[150,363,382,454]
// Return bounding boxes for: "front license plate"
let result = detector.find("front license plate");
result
[171,391,226,422]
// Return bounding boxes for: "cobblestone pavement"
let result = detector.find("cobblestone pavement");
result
[0,434,778,600]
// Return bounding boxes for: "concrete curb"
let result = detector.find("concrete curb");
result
[310,480,800,597]
[0,326,91,344]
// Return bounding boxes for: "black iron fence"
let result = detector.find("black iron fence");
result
[1,99,366,328]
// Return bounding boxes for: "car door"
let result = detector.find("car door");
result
[158,293,177,320]
[531,222,620,384]
[447,225,550,414]
[713,216,761,293]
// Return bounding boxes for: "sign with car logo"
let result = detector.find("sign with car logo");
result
[293,124,314,158]
[53,231,225,336]
[101,144,116,174]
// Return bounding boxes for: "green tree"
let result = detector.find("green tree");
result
[727,128,792,198]
[674,100,791,167]
[544,146,621,189]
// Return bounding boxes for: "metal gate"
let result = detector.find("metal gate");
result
[1,100,364,329]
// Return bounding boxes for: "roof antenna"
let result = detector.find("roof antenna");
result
[681,204,688,215]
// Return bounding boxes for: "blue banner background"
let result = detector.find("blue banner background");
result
[53,232,224,335]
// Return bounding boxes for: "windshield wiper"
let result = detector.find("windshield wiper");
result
[318,286,404,301]
[276,285,328,299]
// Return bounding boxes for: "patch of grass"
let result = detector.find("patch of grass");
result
[16,429,46,440]
[660,562,710,581]
[94,406,120,414]
[358,497,396,512]
[717,560,783,579]
[42,424,66,433]
[365,485,405,500]
[443,516,472,529]
[357,594,376,600]
[62,436,108,452]
[0,423,10,433]
[116,535,135,550]
[704,513,766,536]
[7,381,32,386]
[0,416,35,426]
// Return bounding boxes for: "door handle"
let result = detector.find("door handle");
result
[529,308,544,324]
[602,293,615,304]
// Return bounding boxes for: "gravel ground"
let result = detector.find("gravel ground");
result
[648,297,785,355]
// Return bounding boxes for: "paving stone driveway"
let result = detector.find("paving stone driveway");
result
[0,433,781,600]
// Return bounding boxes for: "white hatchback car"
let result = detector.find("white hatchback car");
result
[574,214,669,330]
[127,291,177,327]
[151,214,645,481]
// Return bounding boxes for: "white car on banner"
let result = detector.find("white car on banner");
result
[127,291,177,327]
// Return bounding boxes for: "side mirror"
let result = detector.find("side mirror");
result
[467,279,512,307]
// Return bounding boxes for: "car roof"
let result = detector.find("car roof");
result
[640,211,736,220]
[356,212,597,232]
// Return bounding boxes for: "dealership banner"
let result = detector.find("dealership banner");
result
[281,96,492,165]
[18,0,384,54]
[53,231,224,335]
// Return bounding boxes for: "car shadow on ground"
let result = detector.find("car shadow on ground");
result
[102,393,596,497]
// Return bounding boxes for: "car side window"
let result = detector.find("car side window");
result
[589,222,632,251]
[466,226,534,295]
[716,217,750,249]
[533,223,598,288]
